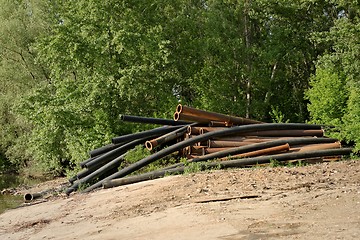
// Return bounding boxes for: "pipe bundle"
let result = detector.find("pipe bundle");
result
[66,104,352,194]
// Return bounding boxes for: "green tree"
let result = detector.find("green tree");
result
[307,0,360,150]
[0,0,49,172]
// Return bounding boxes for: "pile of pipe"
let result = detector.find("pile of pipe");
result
[66,104,352,195]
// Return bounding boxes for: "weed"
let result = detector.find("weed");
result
[269,158,280,167]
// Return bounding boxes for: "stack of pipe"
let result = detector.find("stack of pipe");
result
[65,104,352,194]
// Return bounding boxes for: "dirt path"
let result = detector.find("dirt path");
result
[1,160,359,240]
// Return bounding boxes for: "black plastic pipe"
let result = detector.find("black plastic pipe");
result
[190,137,339,163]
[68,166,98,184]
[103,166,185,189]
[211,147,353,168]
[102,148,352,189]
[82,123,325,192]
[79,155,101,169]
[120,114,191,126]
[24,192,43,202]
[88,143,124,158]
[65,152,128,195]
[137,137,339,173]
[112,125,183,144]
[84,137,151,169]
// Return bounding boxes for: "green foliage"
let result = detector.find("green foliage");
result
[1,0,360,176]
[269,158,280,167]
[121,145,179,175]
[307,1,360,150]
[306,65,348,126]
[269,106,290,123]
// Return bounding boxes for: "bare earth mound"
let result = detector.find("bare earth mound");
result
[1,160,359,240]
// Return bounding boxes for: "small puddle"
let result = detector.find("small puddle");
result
[0,174,43,214]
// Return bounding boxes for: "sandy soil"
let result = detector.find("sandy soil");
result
[1,160,359,240]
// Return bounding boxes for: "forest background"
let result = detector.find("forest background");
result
[0,0,359,178]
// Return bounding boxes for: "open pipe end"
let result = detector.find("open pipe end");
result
[119,114,125,120]
[145,141,153,151]
[176,104,183,113]
[174,112,180,121]
[187,126,192,135]
[24,193,33,202]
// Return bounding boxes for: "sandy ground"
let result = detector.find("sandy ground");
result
[0,160,359,240]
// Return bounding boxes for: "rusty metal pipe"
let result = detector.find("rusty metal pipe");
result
[291,142,341,152]
[233,129,324,137]
[208,148,353,168]
[173,112,211,123]
[82,123,326,192]
[103,147,351,189]
[176,104,262,125]
[222,143,290,160]
[211,136,288,142]
[190,137,338,163]
[145,125,190,151]
[199,127,227,134]
[208,140,255,148]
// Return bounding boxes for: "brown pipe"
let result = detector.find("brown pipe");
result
[209,121,229,127]
[205,147,234,154]
[212,136,282,143]
[208,140,255,148]
[173,112,211,123]
[176,104,263,125]
[199,127,227,134]
[221,143,290,160]
[189,146,207,155]
[291,142,341,152]
[187,126,202,135]
[145,125,188,151]
[233,129,324,137]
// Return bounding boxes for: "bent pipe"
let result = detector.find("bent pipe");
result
[190,137,339,163]
[103,166,186,189]
[120,114,190,126]
[163,137,338,168]
[65,152,128,195]
[82,123,325,192]
[145,124,192,151]
[84,136,152,169]
[209,147,353,169]
[176,104,263,125]
[102,147,352,189]
[112,125,183,144]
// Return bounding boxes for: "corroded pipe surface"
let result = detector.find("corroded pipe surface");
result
[221,143,290,160]
[173,112,211,123]
[102,147,351,189]
[234,129,324,137]
[291,142,341,152]
[208,140,254,148]
[176,104,263,125]
[145,125,189,151]
[82,123,327,192]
